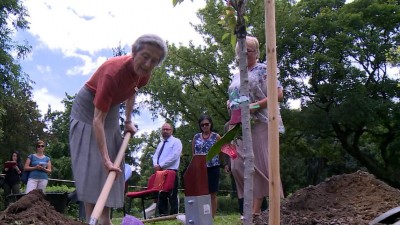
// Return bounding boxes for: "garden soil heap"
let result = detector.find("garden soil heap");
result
[262,170,400,225]
[0,189,84,225]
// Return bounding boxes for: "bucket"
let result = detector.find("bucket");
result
[45,192,69,214]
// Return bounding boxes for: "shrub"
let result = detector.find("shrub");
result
[45,185,75,193]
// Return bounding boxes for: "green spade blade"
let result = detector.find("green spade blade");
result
[206,123,241,161]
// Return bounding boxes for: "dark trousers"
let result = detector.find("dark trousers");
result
[158,172,179,215]
[3,182,21,207]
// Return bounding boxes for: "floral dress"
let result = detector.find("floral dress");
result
[228,63,284,132]
[193,132,220,167]
[227,63,285,199]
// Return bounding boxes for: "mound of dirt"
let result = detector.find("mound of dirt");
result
[0,189,85,225]
[262,170,400,225]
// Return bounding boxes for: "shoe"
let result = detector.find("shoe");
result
[240,215,244,220]
[176,214,186,223]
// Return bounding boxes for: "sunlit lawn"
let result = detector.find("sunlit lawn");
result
[112,213,241,225]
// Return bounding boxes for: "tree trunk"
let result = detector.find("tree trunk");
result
[236,1,254,224]
[238,36,255,225]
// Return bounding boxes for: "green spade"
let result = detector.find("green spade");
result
[206,123,241,161]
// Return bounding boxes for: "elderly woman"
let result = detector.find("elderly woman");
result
[227,36,284,224]
[69,34,167,225]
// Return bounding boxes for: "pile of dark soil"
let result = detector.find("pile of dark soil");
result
[262,170,400,225]
[0,189,85,225]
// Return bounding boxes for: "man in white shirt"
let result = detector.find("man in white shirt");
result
[152,123,182,215]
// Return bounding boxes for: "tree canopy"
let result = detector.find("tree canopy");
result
[277,0,400,187]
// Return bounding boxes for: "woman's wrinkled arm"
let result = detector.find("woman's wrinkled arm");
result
[93,108,121,173]
[124,94,138,135]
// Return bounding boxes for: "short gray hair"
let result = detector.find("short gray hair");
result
[131,34,168,65]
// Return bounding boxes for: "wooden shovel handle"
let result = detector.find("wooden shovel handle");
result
[89,132,132,225]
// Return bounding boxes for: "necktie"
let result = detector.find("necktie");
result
[157,140,167,164]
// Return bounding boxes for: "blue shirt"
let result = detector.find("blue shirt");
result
[29,154,50,180]
[152,136,182,170]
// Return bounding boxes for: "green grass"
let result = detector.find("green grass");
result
[112,213,241,225]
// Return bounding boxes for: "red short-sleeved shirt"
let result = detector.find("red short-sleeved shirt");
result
[85,55,150,112]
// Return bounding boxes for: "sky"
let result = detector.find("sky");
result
[14,0,398,136]
[13,0,206,135]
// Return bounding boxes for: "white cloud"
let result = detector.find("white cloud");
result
[33,88,65,114]
[66,54,107,76]
[23,0,205,55]
[22,0,206,78]
[36,65,51,74]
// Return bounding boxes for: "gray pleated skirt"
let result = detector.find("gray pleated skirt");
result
[69,87,125,208]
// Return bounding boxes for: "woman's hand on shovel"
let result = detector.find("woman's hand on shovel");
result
[104,159,122,180]
[124,121,138,135]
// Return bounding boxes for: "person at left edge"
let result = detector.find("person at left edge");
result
[3,151,23,206]
[69,34,168,225]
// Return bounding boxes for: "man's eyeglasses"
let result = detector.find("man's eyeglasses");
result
[201,123,210,127]
[162,128,172,131]
[37,145,45,148]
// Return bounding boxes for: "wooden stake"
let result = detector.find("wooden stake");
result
[264,0,281,224]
